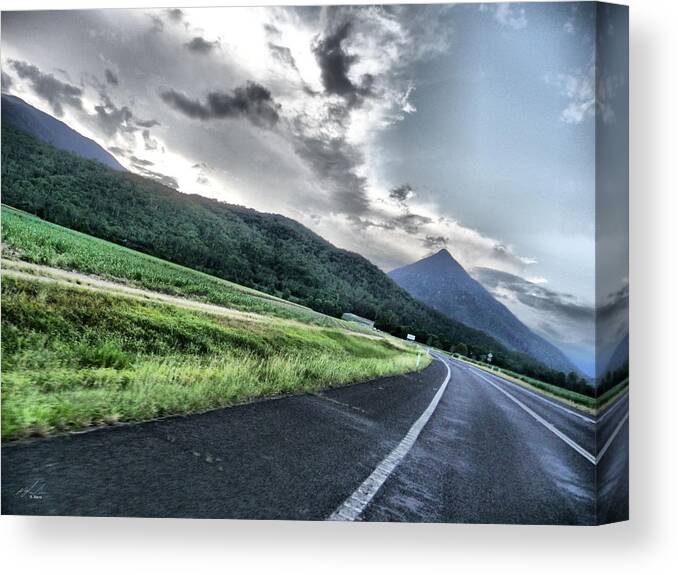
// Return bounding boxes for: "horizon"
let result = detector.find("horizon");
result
[0,3,629,376]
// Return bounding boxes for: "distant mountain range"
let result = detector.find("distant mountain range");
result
[389,249,578,374]
[1,94,126,171]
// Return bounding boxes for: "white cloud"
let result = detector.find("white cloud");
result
[546,63,622,125]
[494,3,528,30]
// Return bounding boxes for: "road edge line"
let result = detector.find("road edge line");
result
[473,371,597,465]
[595,410,629,464]
[327,357,451,521]
[595,390,629,424]
[458,361,597,425]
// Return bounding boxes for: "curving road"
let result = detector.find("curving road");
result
[1,355,628,523]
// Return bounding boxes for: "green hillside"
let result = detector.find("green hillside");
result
[1,205,352,329]
[1,271,427,440]
[1,122,567,381]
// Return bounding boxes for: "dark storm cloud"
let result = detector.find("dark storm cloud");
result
[264,23,281,36]
[160,82,280,127]
[184,36,219,55]
[389,183,414,203]
[104,69,119,86]
[93,96,134,137]
[268,43,298,71]
[192,161,210,185]
[86,88,160,142]
[9,59,82,116]
[135,118,160,128]
[598,283,628,319]
[312,20,373,106]
[166,8,184,22]
[142,129,159,151]
[2,71,14,93]
[597,282,628,342]
[421,235,449,250]
[263,22,300,72]
[395,213,433,234]
[346,209,434,236]
[293,131,370,215]
[473,267,594,323]
[130,155,154,167]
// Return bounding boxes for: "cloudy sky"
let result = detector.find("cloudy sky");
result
[0,3,628,375]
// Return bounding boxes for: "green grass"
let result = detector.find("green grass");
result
[1,276,430,440]
[596,378,629,408]
[0,205,358,330]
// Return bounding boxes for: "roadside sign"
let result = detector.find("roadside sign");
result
[406,334,416,341]
[487,352,493,363]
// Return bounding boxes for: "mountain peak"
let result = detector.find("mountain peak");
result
[1,94,126,172]
[422,247,466,273]
[388,249,578,374]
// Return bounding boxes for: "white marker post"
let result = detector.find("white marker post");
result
[406,334,420,368]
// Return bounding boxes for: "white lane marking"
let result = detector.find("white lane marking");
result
[453,357,629,428]
[596,411,629,464]
[454,360,597,425]
[471,370,597,465]
[328,359,451,521]
[595,390,629,424]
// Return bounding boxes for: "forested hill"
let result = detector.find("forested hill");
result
[1,122,564,379]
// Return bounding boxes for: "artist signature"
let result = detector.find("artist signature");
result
[16,479,48,500]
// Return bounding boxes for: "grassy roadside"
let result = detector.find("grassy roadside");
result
[445,352,628,415]
[1,275,430,440]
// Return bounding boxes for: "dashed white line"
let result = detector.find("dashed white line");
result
[327,358,451,521]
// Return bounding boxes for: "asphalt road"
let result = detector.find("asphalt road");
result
[1,355,628,523]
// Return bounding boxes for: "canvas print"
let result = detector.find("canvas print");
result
[0,2,628,524]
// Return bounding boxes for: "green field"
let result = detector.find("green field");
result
[1,205,356,329]
[1,207,430,440]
